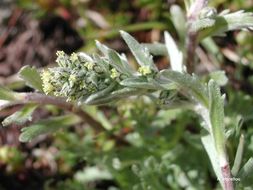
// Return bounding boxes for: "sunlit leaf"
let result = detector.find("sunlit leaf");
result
[120,31,157,71]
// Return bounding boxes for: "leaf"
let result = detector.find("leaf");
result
[232,134,244,176]
[164,32,184,72]
[0,86,19,101]
[159,70,208,107]
[170,5,187,42]
[120,77,163,90]
[95,41,135,76]
[85,87,144,105]
[107,48,135,76]
[75,166,112,183]
[198,11,253,40]
[19,114,81,142]
[209,71,228,86]
[191,18,216,32]
[142,43,168,56]
[95,40,109,56]
[2,104,38,127]
[201,134,225,189]
[237,157,253,185]
[84,82,117,105]
[83,106,113,130]
[120,31,157,71]
[19,66,43,92]
[208,80,226,160]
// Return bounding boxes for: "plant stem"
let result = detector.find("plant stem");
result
[20,92,105,132]
[221,163,234,190]
[186,0,208,73]
[17,92,130,145]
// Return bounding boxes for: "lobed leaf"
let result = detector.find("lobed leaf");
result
[2,104,38,127]
[19,114,81,142]
[198,11,253,40]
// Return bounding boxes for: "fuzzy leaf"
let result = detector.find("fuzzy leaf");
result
[85,87,144,105]
[198,11,253,40]
[209,71,228,86]
[84,82,117,105]
[120,31,157,71]
[120,77,163,90]
[201,134,225,189]
[208,80,226,160]
[107,49,134,76]
[19,66,43,92]
[232,134,244,176]
[164,32,184,72]
[19,114,81,142]
[159,70,208,106]
[2,104,38,126]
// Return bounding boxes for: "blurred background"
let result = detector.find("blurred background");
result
[1,0,253,189]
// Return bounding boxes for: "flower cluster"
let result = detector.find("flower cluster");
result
[41,51,118,102]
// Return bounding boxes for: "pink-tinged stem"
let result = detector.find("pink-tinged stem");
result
[221,164,234,190]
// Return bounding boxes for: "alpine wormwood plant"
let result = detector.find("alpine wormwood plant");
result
[1,0,253,189]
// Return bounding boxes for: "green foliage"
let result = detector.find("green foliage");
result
[2,104,38,126]
[2,1,253,190]
[19,66,44,92]
[19,114,81,142]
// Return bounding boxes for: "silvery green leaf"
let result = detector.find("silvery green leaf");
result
[19,114,81,142]
[159,70,208,106]
[191,18,216,32]
[170,5,186,41]
[92,54,110,74]
[164,32,184,73]
[85,87,142,105]
[120,31,157,71]
[95,40,109,55]
[2,104,38,127]
[208,80,226,160]
[84,82,117,105]
[120,77,163,90]
[232,134,244,176]
[75,166,112,183]
[142,43,168,56]
[201,134,225,189]
[237,157,253,186]
[18,66,43,92]
[198,11,253,40]
[209,71,228,86]
[78,52,94,62]
[107,49,135,76]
